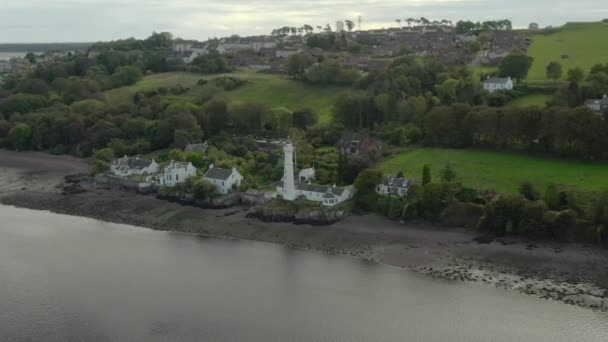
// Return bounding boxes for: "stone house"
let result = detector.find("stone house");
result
[203,164,243,194]
[151,161,197,187]
[110,156,159,177]
[184,142,209,154]
[484,76,514,93]
[376,177,410,197]
[336,133,385,161]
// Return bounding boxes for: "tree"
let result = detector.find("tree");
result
[440,163,457,182]
[546,61,563,83]
[499,54,534,83]
[8,123,33,150]
[285,53,315,79]
[345,20,355,32]
[396,19,402,28]
[519,181,540,201]
[193,179,217,199]
[111,65,142,87]
[567,67,584,83]
[292,108,318,129]
[422,164,432,185]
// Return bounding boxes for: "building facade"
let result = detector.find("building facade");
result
[376,177,410,197]
[203,165,244,194]
[152,161,197,187]
[110,156,159,177]
[484,77,514,93]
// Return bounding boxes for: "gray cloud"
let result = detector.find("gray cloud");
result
[0,0,605,42]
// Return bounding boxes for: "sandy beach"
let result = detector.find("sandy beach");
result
[1,149,607,311]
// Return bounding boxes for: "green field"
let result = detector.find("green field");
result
[105,71,347,125]
[381,148,608,194]
[527,22,608,82]
[505,94,551,108]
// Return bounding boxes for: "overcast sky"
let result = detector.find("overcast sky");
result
[0,0,606,43]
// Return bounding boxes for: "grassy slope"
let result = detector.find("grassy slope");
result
[381,148,608,194]
[105,71,347,125]
[505,94,551,108]
[527,22,608,82]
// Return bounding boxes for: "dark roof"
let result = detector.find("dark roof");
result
[485,77,511,84]
[383,177,409,188]
[204,167,233,181]
[296,183,346,196]
[185,142,208,153]
[114,157,153,170]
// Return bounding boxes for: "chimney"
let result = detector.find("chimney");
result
[209,163,214,169]
[232,167,237,174]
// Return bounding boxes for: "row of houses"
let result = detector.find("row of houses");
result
[109,155,243,194]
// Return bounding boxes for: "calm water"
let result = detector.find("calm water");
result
[1,205,607,341]
[0,52,26,61]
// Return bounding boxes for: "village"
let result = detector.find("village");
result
[92,131,410,223]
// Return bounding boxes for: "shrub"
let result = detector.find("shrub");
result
[440,201,484,228]
[519,181,540,201]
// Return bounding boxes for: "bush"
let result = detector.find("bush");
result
[519,181,540,201]
[440,201,484,228]
[93,147,114,162]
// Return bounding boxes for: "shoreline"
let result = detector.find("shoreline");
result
[1,149,608,311]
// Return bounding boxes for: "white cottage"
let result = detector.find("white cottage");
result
[110,156,159,177]
[483,76,514,93]
[298,168,316,183]
[151,161,197,187]
[203,164,243,194]
[376,177,410,197]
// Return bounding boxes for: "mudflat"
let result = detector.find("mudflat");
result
[1,149,607,311]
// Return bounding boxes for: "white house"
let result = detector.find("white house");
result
[203,164,243,194]
[276,143,355,207]
[584,95,608,113]
[484,76,514,93]
[150,161,197,187]
[376,177,410,197]
[110,156,159,177]
[298,168,316,183]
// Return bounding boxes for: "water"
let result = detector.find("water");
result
[1,205,607,341]
[0,52,26,61]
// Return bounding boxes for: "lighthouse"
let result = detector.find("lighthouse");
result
[281,142,297,200]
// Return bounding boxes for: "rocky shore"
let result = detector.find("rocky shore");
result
[1,149,608,312]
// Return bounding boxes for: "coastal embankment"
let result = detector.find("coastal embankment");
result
[1,149,607,311]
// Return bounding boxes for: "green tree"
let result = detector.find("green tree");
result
[499,53,534,83]
[546,61,563,83]
[94,148,114,162]
[193,178,217,199]
[111,65,142,87]
[519,181,540,201]
[567,67,584,83]
[440,163,457,182]
[8,123,33,150]
[286,53,315,79]
[422,164,432,185]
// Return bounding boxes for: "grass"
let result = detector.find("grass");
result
[105,71,348,125]
[505,94,551,108]
[105,72,204,103]
[527,22,608,82]
[380,148,608,194]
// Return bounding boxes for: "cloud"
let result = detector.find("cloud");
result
[0,0,605,42]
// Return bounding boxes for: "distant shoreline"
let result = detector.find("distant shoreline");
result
[1,149,607,311]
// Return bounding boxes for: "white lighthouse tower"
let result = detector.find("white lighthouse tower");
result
[281,142,297,200]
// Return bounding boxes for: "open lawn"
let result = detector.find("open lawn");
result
[380,148,608,194]
[527,22,608,82]
[105,71,347,125]
[505,94,551,108]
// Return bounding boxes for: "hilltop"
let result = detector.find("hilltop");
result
[104,71,347,125]
[527,21,608,81]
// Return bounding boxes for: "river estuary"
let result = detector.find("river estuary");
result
[1,205,607,341]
